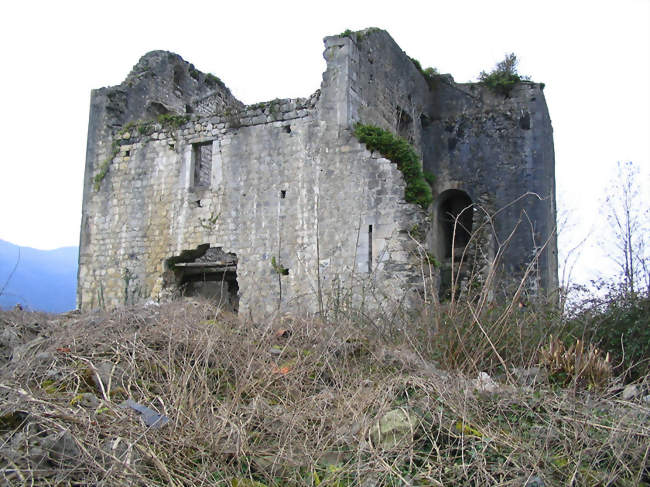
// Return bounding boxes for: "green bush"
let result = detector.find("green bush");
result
[339,27,381,43]
[409,57,439,87]
[205,73,225,89]
[576,292,650,380]
[353,123,433,209]
[479,53,530,96]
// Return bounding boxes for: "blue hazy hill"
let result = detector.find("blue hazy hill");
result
[0,239,78,313]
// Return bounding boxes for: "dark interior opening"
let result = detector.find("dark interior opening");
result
[145,101,170,118]
[368,224,373,273]
[396,106,414,143]
[280,190,286,199]
[167,246,239,312]
[438,190,473,260]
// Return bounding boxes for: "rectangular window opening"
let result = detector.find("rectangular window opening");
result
[280,190,286,199]
[193,142,212,187]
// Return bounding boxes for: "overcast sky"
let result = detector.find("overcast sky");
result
[1,0,648,285]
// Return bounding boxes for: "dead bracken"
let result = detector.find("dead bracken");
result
[1,301,648,486]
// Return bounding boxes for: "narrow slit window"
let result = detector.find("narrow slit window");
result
[193,142,212,187]
[368,225,373,273]
[280,190,286,199]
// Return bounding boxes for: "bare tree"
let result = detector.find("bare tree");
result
[603,161,649,296]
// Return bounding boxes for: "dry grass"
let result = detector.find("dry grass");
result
[0,301,648,486]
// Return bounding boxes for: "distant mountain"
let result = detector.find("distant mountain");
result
[0,239,78,313]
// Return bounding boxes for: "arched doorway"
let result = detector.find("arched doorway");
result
[435,189,473,300]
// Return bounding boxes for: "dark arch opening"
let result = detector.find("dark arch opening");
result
[438,189,473,260]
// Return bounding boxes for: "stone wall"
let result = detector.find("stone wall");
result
[79,28,557,317]
[315,28,557,296]
[424,80,557,294]
[79,54,429,317]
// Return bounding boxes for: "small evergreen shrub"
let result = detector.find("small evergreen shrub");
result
[353,123,433,209]
[479,53,530,96]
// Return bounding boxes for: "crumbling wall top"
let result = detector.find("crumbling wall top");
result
[96,50,243,129]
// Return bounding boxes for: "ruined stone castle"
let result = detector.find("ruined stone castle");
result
[78,28,558,317]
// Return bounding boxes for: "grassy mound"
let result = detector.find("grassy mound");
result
[0,301,648,486]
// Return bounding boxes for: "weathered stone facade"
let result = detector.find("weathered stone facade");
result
[78,28,558,318]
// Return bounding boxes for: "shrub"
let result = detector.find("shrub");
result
[423,66,439,77]
[409,57,439,87]
[479,53,530,96]
[571,290,650,380]
[339,27,381,43]
[205,73,225,89]
[417,298,567,375]
[353,123,433,209]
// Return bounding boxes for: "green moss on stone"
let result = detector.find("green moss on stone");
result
[157,113,190,129]
[353,123,433,209]
[339,27,381,43]
[93,139,120,192]
[205,73,225,89]
[409,57,439,88]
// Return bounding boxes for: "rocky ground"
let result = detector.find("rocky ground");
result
[0,302,648,486]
